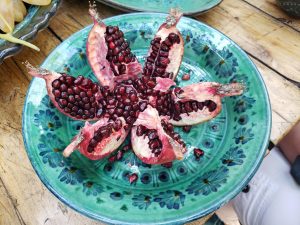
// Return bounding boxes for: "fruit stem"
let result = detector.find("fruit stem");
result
[88,1,103,24]
[23,61,51,78]
[217,83,245,97]
[0,33,40,51]
[63,134,84,157]
[165,8,183,28]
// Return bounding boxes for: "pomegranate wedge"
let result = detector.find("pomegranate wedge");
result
[131,105,186,164]
[169,82,244,126]
[25,62,105,121]
[63,118,128,160]
[143,9,184,80]
[87,3,142,88]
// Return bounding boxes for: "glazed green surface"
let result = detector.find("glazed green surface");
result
[97,0,222,15]
[22,13,271,224]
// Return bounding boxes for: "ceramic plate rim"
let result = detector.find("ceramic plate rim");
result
[97,0,223,15]
[22,12,271,225]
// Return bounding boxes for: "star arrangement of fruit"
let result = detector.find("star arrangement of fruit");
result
[25,3,244,174]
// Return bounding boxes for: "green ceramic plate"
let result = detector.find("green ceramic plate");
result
[0,0,60,64]
[22,13,271,224]
[96,0,222,15]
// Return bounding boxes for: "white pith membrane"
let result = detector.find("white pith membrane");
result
[131,105,186,164]
[63,117,128,160]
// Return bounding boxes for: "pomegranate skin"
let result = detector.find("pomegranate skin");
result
[131,105,186,165]
[86,4,142,88]
[63,117,128,160]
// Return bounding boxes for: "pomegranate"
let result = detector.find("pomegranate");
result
[86,3,142,88]
[25,5,245,166]
[131,105,186,164]
[63,117,128,160]
[168,82,244,126]
[143,9,184,80]
[25,62,104,121]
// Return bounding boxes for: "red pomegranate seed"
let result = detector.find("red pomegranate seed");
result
[109,155,117,163]
[183,125,192,133]
[128,173,138,184]
[122,144,131,151]
[194,148,204,160]
[182,74,190,80]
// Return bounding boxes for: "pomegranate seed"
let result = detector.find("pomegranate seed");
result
[116,150,123,161]
[182,74,190,80]
[128,173,138,184]
[194,148,204,160]
[183,125,192,133]
[109,155,117,163]
[122,144,131,151]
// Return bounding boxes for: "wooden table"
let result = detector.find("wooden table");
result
[0,0,299,224]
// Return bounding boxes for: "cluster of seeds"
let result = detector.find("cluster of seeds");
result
[87,119,123,153]
[105,26,137,76]
[135,125,162,156]
[161,120,186,148]
[99,84,140,125]
[51,75,102,120]
[143,32,180,79]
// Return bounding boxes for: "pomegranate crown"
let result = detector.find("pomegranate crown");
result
[89,1,102,23]
[165,8,183,28]
[23,61,51,77]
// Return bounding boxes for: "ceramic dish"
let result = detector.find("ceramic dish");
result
[0,0,61,64]
[22,13,271,224]
[96,0,222,15]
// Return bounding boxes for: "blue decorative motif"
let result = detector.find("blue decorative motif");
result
[58,167,85,185]
[158,171,170,182]
[72,48,88,70]
[237,114,249,125]
[82,181,104,196]
[110,192,123,200]
[141,173,152,184]
[119,22,138,44]
[34,109,62,131]
[186,167,229,196]
[41,95,55,108]
[191,35,213,55]
[181,29,194,44]
[176,165,188,176]
[139,23,153,41]
[38,133,66,168]
[221,147,245,166]
[234,127,254,145]
[234,96,255,113]
[154,190,185,209]
[202,138,214,148]
[206,48,238,77]
[132,194,152,210]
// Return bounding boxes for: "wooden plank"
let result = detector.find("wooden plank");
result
[197,0,300,83]
[0,58,104,225]
[0,178,22,225]
[251,57,300,144]
[0,27,105,224]
[244,0,300,32]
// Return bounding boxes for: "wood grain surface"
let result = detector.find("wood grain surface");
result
[0,0,299,224]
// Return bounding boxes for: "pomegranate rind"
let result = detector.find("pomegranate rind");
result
[87,5,142,88]
[131,105,186,164]
[146,9,184,80]
[169,82,244,126]
[63,117,129,160]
